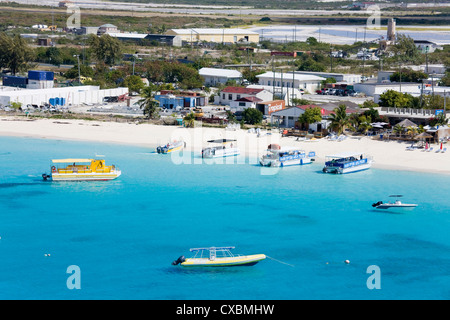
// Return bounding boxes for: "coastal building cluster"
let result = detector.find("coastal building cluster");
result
[0,17,449,144]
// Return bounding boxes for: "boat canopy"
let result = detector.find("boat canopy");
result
[190,246,235,252]
[52,158,94,163]
[207,139,236,144]
[325,152,365,159]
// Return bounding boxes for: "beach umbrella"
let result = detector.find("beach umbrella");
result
[414,132,433,140]
[397,119,418,128]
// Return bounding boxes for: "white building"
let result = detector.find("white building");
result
[199,68,242,86]
[215,86,272,106]
[256,72,326,94]
[229,96,262,112]
[353,82,423,103]
[414,40,443,54]
[98,24,118,35]
[0,86,128,107]
[294,71,361,84]
[246,85,302,106]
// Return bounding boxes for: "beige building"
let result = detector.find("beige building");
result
[165,28,259,44]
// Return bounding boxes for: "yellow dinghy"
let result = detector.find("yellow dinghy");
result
[42,158,121,181]
[172,247,266,267]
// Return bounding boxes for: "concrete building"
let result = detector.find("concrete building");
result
[98,24,118,35]
[229,96,262,112]
[216,86,272,106]
[270,104,359,129]
[108,33,182,47]
[154,92,206,110]
[354,82,423,102]
[414,40,443,53]
[74,26,99,35]
[377,71,395,83]
[165,28,260,44]
[295,71,361,84]
[256,71,325,94]
[199,68,242,87]
[0,86,128,107]
[246,84,302,107]
[256,100,286,116]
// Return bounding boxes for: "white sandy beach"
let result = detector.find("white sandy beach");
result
[1,116,449,175]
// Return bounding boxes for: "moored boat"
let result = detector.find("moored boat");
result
[172,246,266,267]
[323,152,372,174]
[372,195,418,209]
[156,140,185,154]
[202,139,240,158]
[42,158,121,181]
[260,144,315,167]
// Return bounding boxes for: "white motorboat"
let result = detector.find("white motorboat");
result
[202,139,240,158]
[172,246,266,267]
[323,152,372,174]
[372,195,418,209]
[156,140,185,154]
[259,144,315,167]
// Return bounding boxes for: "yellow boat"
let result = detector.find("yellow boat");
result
[172,247,266,267]
[42,158,121,181]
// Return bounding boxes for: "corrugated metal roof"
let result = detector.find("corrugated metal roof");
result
[199,68,242,78]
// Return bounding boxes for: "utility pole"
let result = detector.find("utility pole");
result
[330,46,333,72]
[73,55,81,84]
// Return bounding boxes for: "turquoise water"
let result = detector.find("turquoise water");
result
[1,136,450,300]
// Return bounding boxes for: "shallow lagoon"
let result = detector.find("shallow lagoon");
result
[0,136,449,299]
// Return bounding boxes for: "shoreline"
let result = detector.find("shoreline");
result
[1,116,449,175]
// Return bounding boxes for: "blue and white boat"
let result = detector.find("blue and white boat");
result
[322,152,372,174]
[260,144,316,167]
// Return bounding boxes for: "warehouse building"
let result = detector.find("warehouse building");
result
[165,28,260,44]
[0,86,128,107]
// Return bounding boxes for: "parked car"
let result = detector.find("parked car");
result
[327,89,336,95]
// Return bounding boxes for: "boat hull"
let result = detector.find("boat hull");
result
[323,162,372,174]
[260,157,312,167]
[202,148,240,159]
[156,142,184,154]
[375,204,418,209]
[51,170,121,181]
[181,254,266,267]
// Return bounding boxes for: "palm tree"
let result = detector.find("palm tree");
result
[138,86,159,119]
[183,112,196,128]
[329,104,349,135]
[393,124,404,136]
[357,115,372,134]
[406,126,418,138]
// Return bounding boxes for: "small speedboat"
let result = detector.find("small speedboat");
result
[372,195,418,209]
[156,140,185,154]
[172,246,266,267]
